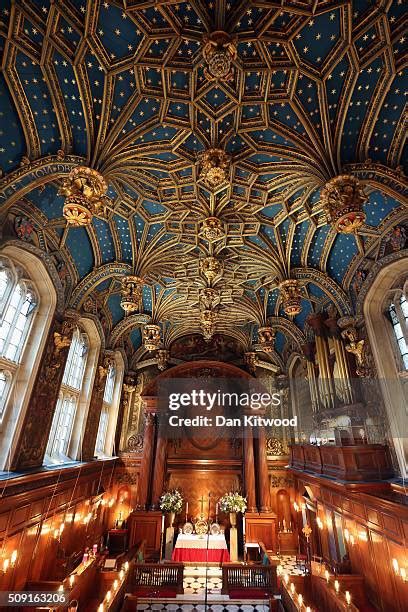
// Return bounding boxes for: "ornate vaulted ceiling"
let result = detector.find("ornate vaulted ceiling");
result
[0,0,407,366]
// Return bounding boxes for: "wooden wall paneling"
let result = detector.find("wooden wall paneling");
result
[167,468,241,521]
[387,539,408,611]
[382,512,402,539]
[0,461,116,592]
[128,511,162,557]
[0,511,9,535]
[371,532,406,612]
[245,513,277,551]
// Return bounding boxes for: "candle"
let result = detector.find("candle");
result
[298,594,303,606]
[290,582,295,595]
[93,544,98,555]
[345,591,351,605]
[161,514,165,533]
[215,502,218,517]
[69,575,75,588]
[325,570,329,583]
[242,514,246,535]
[185,502,189,520]
[334,579,339,593]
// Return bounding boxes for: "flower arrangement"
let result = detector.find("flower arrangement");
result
[219,492,247,513]
[159,490,183,513]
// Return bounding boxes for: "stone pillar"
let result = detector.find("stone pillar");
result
[243,426,257,513]
[11,317,74,470]
[117,378,136,452]
[256,425,271,512]
[151,417,167,509]
[81,353,112,461]
[136,412,156,509]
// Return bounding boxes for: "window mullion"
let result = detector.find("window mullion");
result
[395,301,408,346]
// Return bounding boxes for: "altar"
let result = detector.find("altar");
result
[172,533,230,563]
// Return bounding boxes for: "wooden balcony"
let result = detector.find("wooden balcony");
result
[289,444,394,481]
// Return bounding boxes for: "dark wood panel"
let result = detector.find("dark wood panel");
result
[128,511,162,557]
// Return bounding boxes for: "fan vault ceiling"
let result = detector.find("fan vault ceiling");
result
[0,0,407,367]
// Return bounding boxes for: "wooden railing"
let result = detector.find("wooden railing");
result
[289,444,393,480]
[221,564,277,595]
[129,563,184,594]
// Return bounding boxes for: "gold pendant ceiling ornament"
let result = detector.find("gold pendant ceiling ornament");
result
[202,31,237,81]
[120,275,144,313]
[244,351,258,375]
[200,217,226,242]
[199,288,219,340]
[258,326,275,353]
[200,309,218,341]
[157,349,169,371]
[321,175,367,234]
[143,324,162,351]
[279,279,303,316]
[59,166,107,227]
[200,256,224,283]
[199,287,220,309]
[199,148,230,189]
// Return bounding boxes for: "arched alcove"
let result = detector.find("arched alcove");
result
[363,256,408,477]
[0,245,57,470]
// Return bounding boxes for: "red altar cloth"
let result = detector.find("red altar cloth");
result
[172,547,230,562]
[172,533,230,563]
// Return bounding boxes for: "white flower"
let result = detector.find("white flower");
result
[159,489,184,513]
[218,492,247,513]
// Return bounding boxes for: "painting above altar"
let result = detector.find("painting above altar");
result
[170,334,244,362]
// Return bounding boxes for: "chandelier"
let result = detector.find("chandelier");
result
[143,324,162,351]
[59,166,107,227]
[200,217,225,242]
[321,175,367,234]
[258,326,275,353]
[202,31,237,81]
[120,275,144,313]
[199,148,230,189]
[200,256,224,283]
[279,279,302,316]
